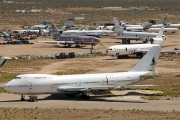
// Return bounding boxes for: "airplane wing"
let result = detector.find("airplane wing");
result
[57,86,114,92]
[134,49,180,54]
[38,41,75,44]
[161,50,180,54]
[162,44,179,48]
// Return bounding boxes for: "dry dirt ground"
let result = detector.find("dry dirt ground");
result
[0,29,180,119]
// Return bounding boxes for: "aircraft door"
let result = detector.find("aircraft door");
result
[78,81,82,86]
[28,82,33,93]
[101,78,108,85]
[106,76,116,85]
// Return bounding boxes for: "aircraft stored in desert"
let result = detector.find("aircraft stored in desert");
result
[4,46,161,102]
[107,44,160,58]
[38,35,100,47]
[117,27,166,44]
[63,28,114,37]
[147,27,178,33]
[150,14,168,28]
[107,28,166,58]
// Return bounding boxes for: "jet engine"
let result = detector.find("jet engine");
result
[150,38,163,44]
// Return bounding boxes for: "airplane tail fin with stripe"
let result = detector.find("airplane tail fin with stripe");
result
[129,45,161,72]
[49,20,58,31]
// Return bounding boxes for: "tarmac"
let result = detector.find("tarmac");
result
[0,91,179,112]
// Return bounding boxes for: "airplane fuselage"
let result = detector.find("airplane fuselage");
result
[148,28,178,33]
[53,35,100,45]
[63,30,114,36]
[118,31,166,40]
[107,44,159,56]
[4,72,150,94]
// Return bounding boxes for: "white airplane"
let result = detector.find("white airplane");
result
[167,23,180,29]
[96,17,121,30]
[117,27,166,44]
[147,27,178,33]
[12,24,50,35]
[107,44,160,58]
[113,17,147,32]
[63,27,114,37]
[107,27,169,58]
[150,14,168,28]
[150,14,180,29]
[4,46,161,102]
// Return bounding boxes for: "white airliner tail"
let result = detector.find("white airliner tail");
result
[84,25,90,30]
[129,46,161,72]
[61,26,66,32]
[156,27,164,38]
[113,17,120,27]
[149,27,165,44]
[78,26,85,31]
[163,14,168,25]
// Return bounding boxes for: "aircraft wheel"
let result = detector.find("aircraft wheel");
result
[67,94,76,97]
[67,44,72,48]
[117,56,122,59]
[21,98,25,101]
[127,39,130,44]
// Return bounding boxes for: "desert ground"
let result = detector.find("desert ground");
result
[0,28,180,119]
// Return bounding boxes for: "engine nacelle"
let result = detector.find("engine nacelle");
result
[150,38,163,44]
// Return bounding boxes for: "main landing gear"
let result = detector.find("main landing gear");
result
[21,94,25,101]
[67,92,90,99]
[29,94,38,102]
[90,44,96,54]
[20,94,38,102]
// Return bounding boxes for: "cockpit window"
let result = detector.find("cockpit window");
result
[108,49,112,50]
[15,77,21,79]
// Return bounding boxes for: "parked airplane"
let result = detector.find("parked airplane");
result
[150,14,168,28]
[147,27,178,33]
[107,44,160,58]
[38,35,100,47]
[107,28,167,58]
[117,27,166,44]
[63,21,114,37]
[150,14,180,29]
[113,17,147,32]
[12,25,50,35]
[63,28,114,37]
[4,46,161,102]
[96,18,121,30]
[167,23,180,29]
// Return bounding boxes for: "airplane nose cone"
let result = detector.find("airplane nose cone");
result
[3,82,12,91]
[3,80,17,93]
[3,83,10,91]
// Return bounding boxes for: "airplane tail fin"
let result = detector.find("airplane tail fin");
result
[84,25,90,30]
[78,26,85,31]
[113,17,120,27]
[163,14,168,25]
[129,45,161,72]
[61,26,66,32]
[156,27,164,38]
[149,27,166,44]
[1,31,12,41]
[49,20,58,31]
[116,27,125,34]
